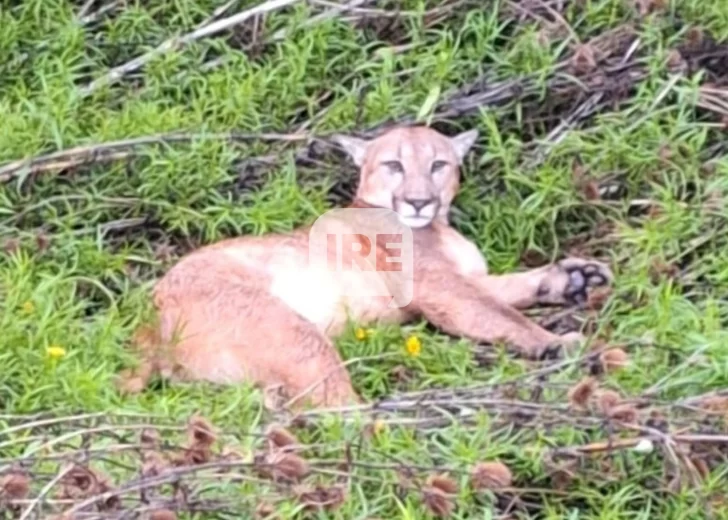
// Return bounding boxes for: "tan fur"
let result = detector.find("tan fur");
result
[119,126,613,410]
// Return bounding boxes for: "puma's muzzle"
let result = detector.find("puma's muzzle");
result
[393,196,440,228]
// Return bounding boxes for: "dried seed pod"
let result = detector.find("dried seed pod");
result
[140,427,161,448]
[568,377,597,408]
[608,403,639,423]
[425,473,458,495]
[255,452,309,483]
[187,415,216,448]
[255,501,276,518]
[686,26,704,47]
[594,389,622,414]
[0,472,30,499]
[266,425,298,450]
[599,348,629,373]
[272,452,309,482]
[183,445,212,465]
[470,461,513,490]
[58,465,97,499]
[570,43,597,73]
[422,486,454,518]
[57,464,118,510]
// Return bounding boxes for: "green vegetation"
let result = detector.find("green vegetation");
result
[1,0,728,518]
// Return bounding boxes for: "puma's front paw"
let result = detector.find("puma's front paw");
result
[534,331,585,361]
[537,258,613,306]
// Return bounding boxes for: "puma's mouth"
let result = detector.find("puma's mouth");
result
[393,197,439,229]
[398,214,433,228]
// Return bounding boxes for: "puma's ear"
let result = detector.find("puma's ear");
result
[449,129,479,164]
[332,134,370,167]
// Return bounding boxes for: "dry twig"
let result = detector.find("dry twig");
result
[79,0,306,96]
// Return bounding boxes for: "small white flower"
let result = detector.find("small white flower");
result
[633,439,654,453]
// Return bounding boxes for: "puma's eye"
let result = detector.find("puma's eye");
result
[431,160,448,174]
[382,161,404,174]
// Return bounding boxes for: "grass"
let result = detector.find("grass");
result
[2,0,728,518]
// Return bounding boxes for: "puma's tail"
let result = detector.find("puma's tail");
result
[115,321,178,394]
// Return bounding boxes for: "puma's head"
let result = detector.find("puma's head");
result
[333,126,479,228]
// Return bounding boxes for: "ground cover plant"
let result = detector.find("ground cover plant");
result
[2,0,728,518]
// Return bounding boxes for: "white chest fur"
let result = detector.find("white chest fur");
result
[436,227,489,277]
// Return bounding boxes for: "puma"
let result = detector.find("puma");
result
[119,126,613,409]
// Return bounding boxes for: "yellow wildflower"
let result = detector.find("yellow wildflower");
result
[21,301,35,314]
[354,327,374,341]
[46,346,66,359]
[373,419,386,436]
[405,335,421,357]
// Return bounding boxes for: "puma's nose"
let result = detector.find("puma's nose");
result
[404,198,435,211]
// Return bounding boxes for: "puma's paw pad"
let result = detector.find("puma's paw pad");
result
[559,259,613,305]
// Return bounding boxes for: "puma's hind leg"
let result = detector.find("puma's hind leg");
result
[477,257,614,310]
[123,283,361,410]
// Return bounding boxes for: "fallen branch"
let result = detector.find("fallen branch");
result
[0,132,307,182]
